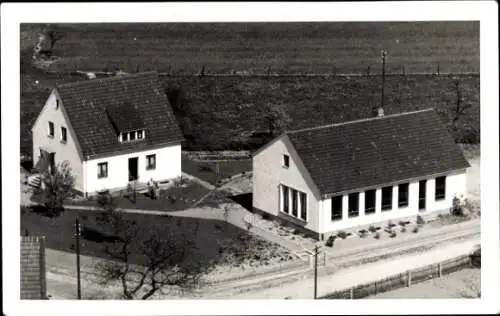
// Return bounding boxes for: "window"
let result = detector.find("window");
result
[98,162,108,178]
[348,192,359,218]
[56,99,60,109]
[381,186,393,211]
[365,189,376,214]
[146,154,156,170]
[137,130,143,139]
[398,183,409,207]
[291,189,298,217]
[331,195,343,221]
[300,192,307,221]
[48,121,54,137]
[129,131,136,141]
[61,127,67,142]
[281,185,307,221]
[283,186,289,214]
[435,176,446,200]
[283,154,290,168]
[122,132,128,142]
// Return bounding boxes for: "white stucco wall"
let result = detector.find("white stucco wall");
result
[32,90,84,192]
[252,136,321,233]
[84,144,181,194]
[319,169,467,234]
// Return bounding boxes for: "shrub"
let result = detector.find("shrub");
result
[325,235,336,247]
[358,229,368,238]
[401,226,407,233]
[412,226,419,233]
[389,231,397,238]
[262,212,271,220]
[450,194,472,217]
[368,225,377,233]
[374,232,381,239]
[337,231,347,239]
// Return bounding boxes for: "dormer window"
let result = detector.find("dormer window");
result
[119,129,146,143]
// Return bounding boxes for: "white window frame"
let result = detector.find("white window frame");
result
[60,126,67,143]
[98,162,108,179]
[146,154,156,170]
[48,121,54,137]
[280,184,307,222]
[435,176,446,201]
[282,154,290,168]
[398,183,410,208]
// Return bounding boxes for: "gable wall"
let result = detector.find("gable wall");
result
[253,136,320,233]
[32,90,84,191]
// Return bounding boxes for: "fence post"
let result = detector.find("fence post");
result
[407,270,412,287]
[349,287,354,299]
[438,263,442,278]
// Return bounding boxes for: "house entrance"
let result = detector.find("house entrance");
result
[128,157,139,181]
[38,149,55,174]
[418,179,427,210]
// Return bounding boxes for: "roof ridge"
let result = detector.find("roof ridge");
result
[56,71,159,89]
[286,108,436,135]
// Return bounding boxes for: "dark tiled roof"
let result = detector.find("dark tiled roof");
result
[56,72,183,158]
[105,103,145,133]
[286,109,470,197]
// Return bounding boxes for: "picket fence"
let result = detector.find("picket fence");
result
[320,254,474,299]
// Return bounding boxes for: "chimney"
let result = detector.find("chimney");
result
[377,107,385,117]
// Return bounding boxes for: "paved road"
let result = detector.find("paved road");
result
[213,237,480,299]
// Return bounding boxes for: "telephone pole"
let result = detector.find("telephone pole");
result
[381,50,387,108]
[314,245,319,299]
[306,245,322,299]
[74,218,82,299]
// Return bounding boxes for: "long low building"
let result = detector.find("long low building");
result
[252,108,470,240]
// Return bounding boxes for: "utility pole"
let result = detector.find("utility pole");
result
[380,50,387,109]
[74,218,82,299]
[306,245,322,299]
[314,245,319,299]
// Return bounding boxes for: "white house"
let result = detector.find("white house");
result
[31,71,183,196]
[252,108,470,240]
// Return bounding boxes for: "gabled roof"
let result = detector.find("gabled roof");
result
[285,108,470,197]
[55,72,183,159]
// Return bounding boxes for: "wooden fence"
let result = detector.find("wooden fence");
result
[320,254,474,299]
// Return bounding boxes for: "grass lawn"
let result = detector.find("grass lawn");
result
[66,180,210,211]
[21,206,291,270]
[182,155,252,185]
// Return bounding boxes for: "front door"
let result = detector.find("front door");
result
[49,152,56,175]
[128,157,138,181]
[418,180,427,210]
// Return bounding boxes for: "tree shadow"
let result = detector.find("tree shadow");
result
[229,193,253,212]
[81,226,124,244]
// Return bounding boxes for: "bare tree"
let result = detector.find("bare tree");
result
[44,24,65,51]
[33,160,75,217]
[95,202,206,299]
[257,103,291,137]
[450,79,471,130]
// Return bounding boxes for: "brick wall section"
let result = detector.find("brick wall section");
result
[20,236,47,299]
